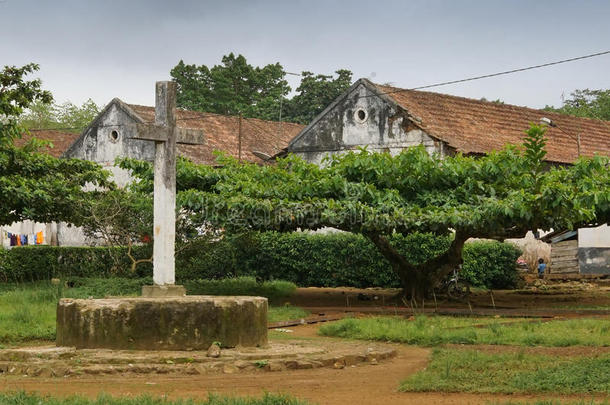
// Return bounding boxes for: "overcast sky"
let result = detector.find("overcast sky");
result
[2,0,609,110]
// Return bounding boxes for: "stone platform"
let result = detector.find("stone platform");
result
[56,296,267,350]
[0,340,397,377]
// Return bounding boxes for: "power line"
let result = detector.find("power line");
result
[26,49,610,131]
[361,50,610,98]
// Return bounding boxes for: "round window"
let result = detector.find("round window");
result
[109,130,119,142]
[354,108,368,123]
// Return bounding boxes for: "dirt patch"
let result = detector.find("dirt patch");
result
[285,284,610,319]
[1,342,603,405]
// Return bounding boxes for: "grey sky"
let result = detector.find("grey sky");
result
[2,0,609,111]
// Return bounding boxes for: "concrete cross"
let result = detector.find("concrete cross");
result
[133,81,204,288]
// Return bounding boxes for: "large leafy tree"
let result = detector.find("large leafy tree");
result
[545,89,610,121]
[170,54,352,124]
[170,53,290,120]
[0,63,110,226]
[123,125,609,298]
[283,69,353,124]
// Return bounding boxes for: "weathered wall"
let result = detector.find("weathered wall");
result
[289,82,442,165]
[66,102,154,187]
[55,102,156,245]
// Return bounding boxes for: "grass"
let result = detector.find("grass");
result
[0,279,303,345]
[401,348,610,394]
[268,305,310,323]
[318,315,610,347]
[0,392,310,405]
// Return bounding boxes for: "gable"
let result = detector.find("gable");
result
[287,80,441,164]
[63,99,155,163]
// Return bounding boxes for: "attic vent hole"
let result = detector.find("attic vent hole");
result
[355,109,368,123]
[110,130,119,142]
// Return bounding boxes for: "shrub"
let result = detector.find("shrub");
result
[461,241,522,289]
[0,245,151,282]
[0,233,520,290]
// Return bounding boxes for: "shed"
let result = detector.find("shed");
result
[541,224,610,278]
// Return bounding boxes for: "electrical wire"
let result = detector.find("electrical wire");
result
[25,49,610,132]
[360,50,610,98]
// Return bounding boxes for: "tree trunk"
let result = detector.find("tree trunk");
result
[366,231,469,300]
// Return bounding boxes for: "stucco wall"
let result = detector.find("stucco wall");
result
[54,102,155,245]
[289,82,441,165]
[578,224,610,248]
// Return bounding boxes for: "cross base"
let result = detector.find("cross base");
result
[141,284,186,298]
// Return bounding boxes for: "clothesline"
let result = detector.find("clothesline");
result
[1,230,45,246]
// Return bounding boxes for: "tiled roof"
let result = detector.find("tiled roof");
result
[127,105,304,165]
[373,82,610,163]
[15,130,81,158]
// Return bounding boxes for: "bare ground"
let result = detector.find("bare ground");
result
[1,284,609,404]
[1,323,609,405]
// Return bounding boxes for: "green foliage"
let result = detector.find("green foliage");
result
[0,64,111,226]
[283,69,353,124]
[545,88,610,121]
[522,124,547,173]
[133,123,608,297]
[0,392,310,405]
[267,305,310,323]
[170,54,352,123]
[19,98,100,132]
[175,231,453,288]
[400,348,610,394]
[0,63,52,146]
[461,241,521,289]
[0,246,152,282]
[170,54,290,120]
[184,276,296,303]
[0,233,519,290]
[319,316,610,347]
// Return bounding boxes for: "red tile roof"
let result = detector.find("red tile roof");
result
[127,105,304,165]
[15,130,81,158]
[373,82,610,163]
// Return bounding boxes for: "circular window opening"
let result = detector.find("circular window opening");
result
[355,108,368,123]
[110,130,119,142]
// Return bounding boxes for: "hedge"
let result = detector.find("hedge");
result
[0,232,521,289]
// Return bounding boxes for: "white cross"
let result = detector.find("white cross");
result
[133,81,204,285]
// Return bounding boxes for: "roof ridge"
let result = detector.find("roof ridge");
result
[126,103,304,126]
[372,82,610,126]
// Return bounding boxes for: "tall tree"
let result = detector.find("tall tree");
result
[170,54,353,123]
[120,124,608,299]
[0,63,110,225]
[170,53,290,120]
[545,89,610,121]
[283,69,353,124]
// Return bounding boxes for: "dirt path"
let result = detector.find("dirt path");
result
[2,323,607,405]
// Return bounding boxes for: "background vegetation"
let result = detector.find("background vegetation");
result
[0,233,521,290]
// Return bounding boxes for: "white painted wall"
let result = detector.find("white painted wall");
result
[579,224,610,248]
